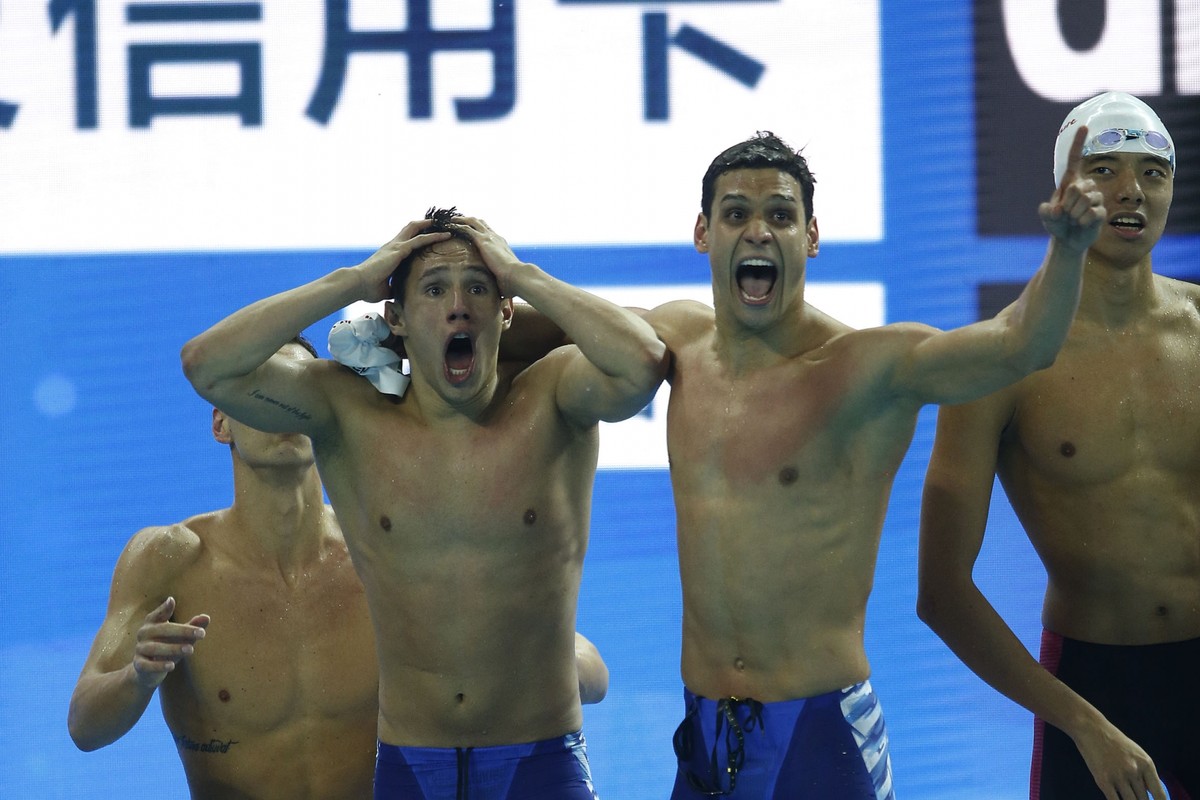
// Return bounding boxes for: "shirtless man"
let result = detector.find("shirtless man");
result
[69,337,380,799]
[68,340,609,800]
[919,92,1194,800]
[638,129,1104,798]
[180,211,665,799]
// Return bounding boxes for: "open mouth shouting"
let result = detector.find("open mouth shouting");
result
[736,258,778,305]
[1109,213,1146,240]
[444,332,476,385]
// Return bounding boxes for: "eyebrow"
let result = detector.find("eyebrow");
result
[719,192,798,204]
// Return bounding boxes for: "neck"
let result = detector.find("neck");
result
[409,366,504,424]
[714,298,822,372]
[226,459,327,568]
[1077,252,1158,329]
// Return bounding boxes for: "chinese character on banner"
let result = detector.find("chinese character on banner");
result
[306,0,516,124]
[48,0,263,128]
[557,0,770,120]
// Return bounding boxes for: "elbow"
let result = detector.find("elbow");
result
[643,340,670,388]
[915,582,948,631]
[1019,344,1059,375]
[616,340,670,410]
[179,337,217,395]
[579,662,610,706]
[67,708,104,753]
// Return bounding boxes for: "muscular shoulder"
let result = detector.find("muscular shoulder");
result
[1157,275,1200,322]
[643,299,713,348]
[114,518,209,596]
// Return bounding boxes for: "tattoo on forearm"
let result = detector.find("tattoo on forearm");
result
[175,734,240,754]
[247,388,313,421]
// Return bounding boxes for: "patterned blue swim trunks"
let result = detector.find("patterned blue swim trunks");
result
[671,680,895,799]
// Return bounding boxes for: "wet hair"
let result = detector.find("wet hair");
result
[286,333,319,358]
[389,206,466,304]
[700,131,816,222]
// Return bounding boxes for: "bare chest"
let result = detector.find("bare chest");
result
[1009,329,1200,484]
[666,351,866,489]
[167,561,377,732]
[322,398,594,572]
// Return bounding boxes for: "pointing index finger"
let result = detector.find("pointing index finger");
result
[1059,125,1090,198]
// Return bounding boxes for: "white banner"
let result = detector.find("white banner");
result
[1,0,881,252]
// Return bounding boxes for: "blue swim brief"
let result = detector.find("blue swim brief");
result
[671,680,895,799]
[374,730,598,800]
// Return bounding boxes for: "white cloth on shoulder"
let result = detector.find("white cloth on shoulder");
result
[327,313,410,397]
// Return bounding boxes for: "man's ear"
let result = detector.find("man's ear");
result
[500,297,515,331]
[694,213,709,253]
[807,217,820,257]
[212,408,233,445]
[384,300,405,337]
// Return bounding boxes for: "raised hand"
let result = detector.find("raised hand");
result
[132,597,209,688]
[355,220,452,302]
[1039,125,1106,253]
[444,217,525,298]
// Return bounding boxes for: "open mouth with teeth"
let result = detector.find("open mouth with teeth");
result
[444,332,475,385]
[736,259,778,305]
[1109,214,1145,240]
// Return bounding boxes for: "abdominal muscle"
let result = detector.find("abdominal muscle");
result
[674,486,880,702]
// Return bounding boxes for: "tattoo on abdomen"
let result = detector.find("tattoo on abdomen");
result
[175,734,240,754]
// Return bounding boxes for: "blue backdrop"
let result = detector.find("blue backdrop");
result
[2,1,1197,797]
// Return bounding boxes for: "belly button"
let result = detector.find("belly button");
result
[1155,605,1169,617]
[733,657,745,671]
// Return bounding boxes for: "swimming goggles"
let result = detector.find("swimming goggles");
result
[1083,128,1174,163]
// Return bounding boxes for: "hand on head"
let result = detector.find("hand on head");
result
[357,220,453,302]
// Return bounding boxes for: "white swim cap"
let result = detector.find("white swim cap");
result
[1053,92,1175,185]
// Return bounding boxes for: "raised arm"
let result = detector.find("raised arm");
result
[181,222,450,435]
[890,126,1104,406]
[451,218,667,424]
[918,398,1165,800]
[68,527,210,752]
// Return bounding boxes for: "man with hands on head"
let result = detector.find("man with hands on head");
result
[181,210,666,799]
[919,92,1194,800]
[634,125,1103,799]
[70,336,382,799]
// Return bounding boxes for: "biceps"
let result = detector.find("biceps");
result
[202,361,332,436]
[555,355,657,426]
[899,322,1021,405]
[921,405,1009,544]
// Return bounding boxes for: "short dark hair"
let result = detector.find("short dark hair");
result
[389,206,466,305]
[700,131,816,222]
